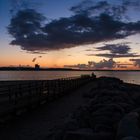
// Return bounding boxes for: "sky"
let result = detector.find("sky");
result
[1,0,140,70]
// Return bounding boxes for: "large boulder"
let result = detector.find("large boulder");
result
[117,112,140,140]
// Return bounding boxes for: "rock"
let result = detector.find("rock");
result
[63,131,113,140]
[121,136,140,140]
[52,130,64,140]
[47,77,140,140]
[76,128,93,133]
[63,119,79,131]
[94,124,113,133]
[88,116,114,130]
[117,112,140,140]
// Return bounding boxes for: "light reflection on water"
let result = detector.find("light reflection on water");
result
[0,71,140,85]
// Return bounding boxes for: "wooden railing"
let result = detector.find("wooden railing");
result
[0,75,93,119]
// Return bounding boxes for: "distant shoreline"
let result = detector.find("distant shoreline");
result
[0,68,140,72]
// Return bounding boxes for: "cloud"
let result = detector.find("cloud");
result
[32,56,42,63]
[8,1,140,52]
[10,0,43,15]
[8,9,46,52]
[96,44,131,54]
[27,51,46,54]
[88,43,140,58]
[117,63,133,69]
[70,0,140,20]
[85,49,94,51]
[64,64,88,69]
[88,53,140,58]
[117,65,127,68]
[64,58,117,69]
[130,59,140,67]
[32,57,36,62]
[123,0,140,8]
[88,58,116,69]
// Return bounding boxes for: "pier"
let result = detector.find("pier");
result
[1,77,140,140]
[0,75,93,120]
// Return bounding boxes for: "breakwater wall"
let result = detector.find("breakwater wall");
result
[0,75,93,120]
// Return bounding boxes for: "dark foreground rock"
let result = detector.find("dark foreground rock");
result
[46,77,140,140]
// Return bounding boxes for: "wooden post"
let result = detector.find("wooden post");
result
[8,85,12,103]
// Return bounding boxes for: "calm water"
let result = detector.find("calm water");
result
[0,71,140,85]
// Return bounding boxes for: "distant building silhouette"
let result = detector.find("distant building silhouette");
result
[35,64,40,70]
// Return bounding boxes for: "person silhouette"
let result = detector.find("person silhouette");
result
[91,72,96,78]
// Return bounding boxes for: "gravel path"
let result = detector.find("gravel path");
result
[0,82,94,140]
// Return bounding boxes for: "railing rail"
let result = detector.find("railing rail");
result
[0,75,93,119]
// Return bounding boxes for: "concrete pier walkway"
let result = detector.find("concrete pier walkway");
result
[0,82,94,140]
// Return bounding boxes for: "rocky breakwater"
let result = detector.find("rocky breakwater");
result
[47,77,140,140]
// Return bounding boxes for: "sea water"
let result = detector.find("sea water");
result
[0,71,140,85]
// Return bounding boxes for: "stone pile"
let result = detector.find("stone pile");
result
[47,77,140,140]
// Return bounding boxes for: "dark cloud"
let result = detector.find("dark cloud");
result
[123,0,140,8]
[70,0,126,20]
[96,44,131,54]
[70,0,140,20]
[32,57,36,62]
[32,56,42,63]
[43,13,132,50]
[130,59,140,67]
[89,43,140,58]
[70,0,93,15]
[85,49,94,51]
[8,0,140,52]
[10,0,43,15]
[89,53,140,58]
[8,9,47,51]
